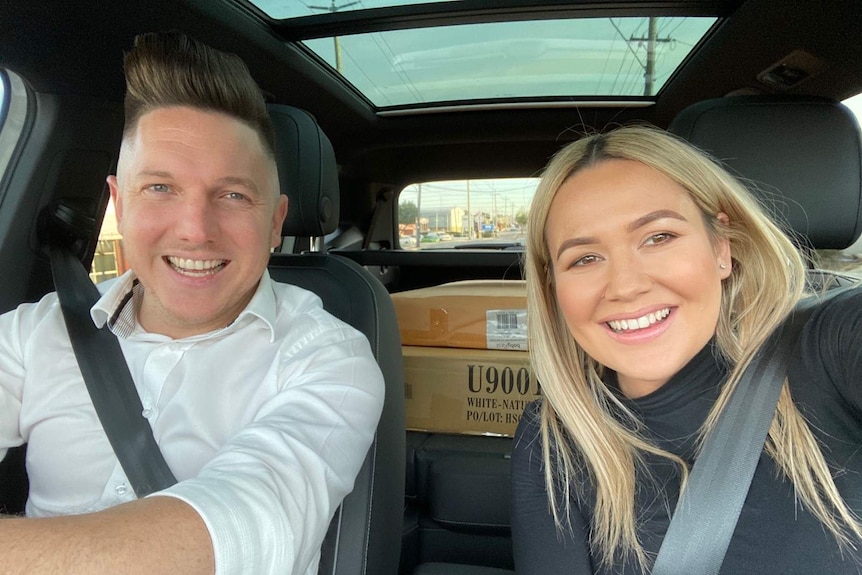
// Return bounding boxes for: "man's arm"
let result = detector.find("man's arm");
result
[0,496,213,575]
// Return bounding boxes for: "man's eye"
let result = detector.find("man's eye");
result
[225,192,249,201]
[147,184,170,193]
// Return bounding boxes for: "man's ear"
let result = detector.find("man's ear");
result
[271,194,288,248]
[107,175,123,234]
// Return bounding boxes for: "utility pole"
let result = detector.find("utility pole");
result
[492,191,498,237]
[466,180,472,239]
[415,183,422,245]
[308,0,359,73]
[629,17,671,96]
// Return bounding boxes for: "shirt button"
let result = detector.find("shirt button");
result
[142,408,153,418]
[115,484,128,496]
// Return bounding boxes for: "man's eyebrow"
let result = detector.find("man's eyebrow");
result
[554,209,688,261]
[217,176,259,192]
[626,209,688,233]
[137,169,173,179]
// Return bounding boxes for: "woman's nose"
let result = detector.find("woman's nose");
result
[602,254,652,301]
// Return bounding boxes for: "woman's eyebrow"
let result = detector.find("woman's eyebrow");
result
[556,235,598,260]
[626,209,687,233]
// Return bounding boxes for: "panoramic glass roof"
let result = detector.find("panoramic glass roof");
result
[251,0,453,19]
[248,1,716,109]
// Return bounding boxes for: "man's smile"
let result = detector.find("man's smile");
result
[166,256,227,276]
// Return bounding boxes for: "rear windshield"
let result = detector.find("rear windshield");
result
[398,178,539,250]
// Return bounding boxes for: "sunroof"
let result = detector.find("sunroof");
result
[250,0,455,19]
[248,2,716,109]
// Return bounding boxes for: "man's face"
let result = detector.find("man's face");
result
[108,106,287,339]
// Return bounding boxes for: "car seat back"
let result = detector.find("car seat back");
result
[267,104,405,575]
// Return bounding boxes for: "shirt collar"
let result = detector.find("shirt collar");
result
[89,269,278,342]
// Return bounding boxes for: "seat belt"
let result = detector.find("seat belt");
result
[651,292,841,575]
[45,206,177,497]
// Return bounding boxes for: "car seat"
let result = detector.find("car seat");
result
[266,104,406,575]
[669,95,862,289]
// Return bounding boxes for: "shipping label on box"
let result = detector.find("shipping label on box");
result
[393,280,528,350]
[403,346,541,437]
[486,309,528,351]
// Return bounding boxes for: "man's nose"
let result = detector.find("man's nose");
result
[176,195,218,243]
[603,253,652,301]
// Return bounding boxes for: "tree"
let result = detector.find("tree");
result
[399,201,418,224]
[515,207,528,226]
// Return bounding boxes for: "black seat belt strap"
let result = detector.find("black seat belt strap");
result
[651,293,836,575]
[49,244,177,497]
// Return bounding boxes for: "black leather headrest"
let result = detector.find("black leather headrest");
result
[267,104,340,237]
[669,96,862,249]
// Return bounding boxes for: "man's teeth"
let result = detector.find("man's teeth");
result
[167,257,225,275]
[607,308,670,333]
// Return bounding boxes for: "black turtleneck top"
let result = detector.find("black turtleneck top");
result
[511,288,862,574]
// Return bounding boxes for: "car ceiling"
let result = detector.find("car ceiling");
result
[2,0,862,191]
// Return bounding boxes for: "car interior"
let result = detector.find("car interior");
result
[1,1,862,573]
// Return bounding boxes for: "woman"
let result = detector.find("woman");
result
[512,125,862,574]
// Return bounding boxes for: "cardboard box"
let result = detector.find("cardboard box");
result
[403,346,538,437]
[392,280,527,351]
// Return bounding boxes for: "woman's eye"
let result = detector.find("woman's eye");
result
[572,254,599,267]
[644,232,675,246]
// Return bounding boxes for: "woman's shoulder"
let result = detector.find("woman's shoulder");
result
[804,284,862,340]
[794,284,862,407]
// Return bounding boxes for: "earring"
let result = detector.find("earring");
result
[719,262,727,269]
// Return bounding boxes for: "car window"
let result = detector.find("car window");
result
[0,70,28,204]
[398,178,538,249]
[0,74,7,130]
[90,200,125,283]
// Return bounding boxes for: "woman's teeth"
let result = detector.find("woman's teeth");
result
[607,308,670,333]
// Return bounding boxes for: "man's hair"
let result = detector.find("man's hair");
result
[122,31,275,159]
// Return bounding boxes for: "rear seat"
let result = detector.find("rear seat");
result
[403,432,515,575]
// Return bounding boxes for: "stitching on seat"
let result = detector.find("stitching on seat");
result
[362,432,379,574]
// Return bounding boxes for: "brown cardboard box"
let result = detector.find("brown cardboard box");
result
[392,280,527,351]
[403,346,538,437]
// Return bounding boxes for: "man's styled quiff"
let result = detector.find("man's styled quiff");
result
[122,31,275,159]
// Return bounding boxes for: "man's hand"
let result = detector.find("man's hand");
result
[0,496,214,574]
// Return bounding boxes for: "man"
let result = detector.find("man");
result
[0,32,385,574]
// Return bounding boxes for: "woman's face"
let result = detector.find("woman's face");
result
[546,159,731,398]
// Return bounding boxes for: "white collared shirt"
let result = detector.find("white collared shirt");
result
[0,269,385,574]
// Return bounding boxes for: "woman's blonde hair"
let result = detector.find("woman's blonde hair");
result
[524,125,861,569]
